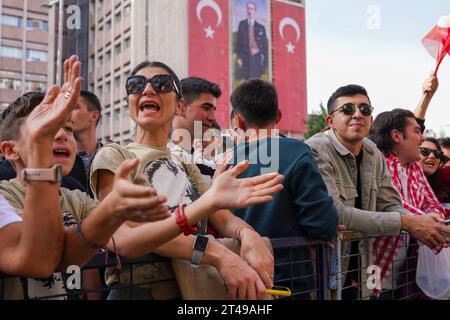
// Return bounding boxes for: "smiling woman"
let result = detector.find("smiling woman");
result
[420,138,450,206]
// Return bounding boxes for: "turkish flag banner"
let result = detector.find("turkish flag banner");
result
[422,15,450,75]
[189,0,230,127]
[272,0,307,133]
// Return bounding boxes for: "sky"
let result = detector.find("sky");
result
[305,0,450,136]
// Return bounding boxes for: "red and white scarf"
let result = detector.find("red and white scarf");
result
[372,154,446,285]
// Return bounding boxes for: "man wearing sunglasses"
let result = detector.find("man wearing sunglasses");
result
[306,85,450,299]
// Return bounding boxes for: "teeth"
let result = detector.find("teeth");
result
[140,102,160,111]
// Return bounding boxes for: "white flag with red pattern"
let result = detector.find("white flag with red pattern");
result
[422,15,450,75]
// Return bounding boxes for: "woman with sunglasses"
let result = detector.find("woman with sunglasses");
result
[419,138,450,214]
[90,61,283,300]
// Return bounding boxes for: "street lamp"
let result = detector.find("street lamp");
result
[42,0,64,86]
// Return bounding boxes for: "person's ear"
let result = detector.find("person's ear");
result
[276,109,282,124]
[175,98,186,117]
[0,141,20,161]
[235,112,246,131]
[326,115,334,129]
[390,129,402,144]
[91,111,100,123]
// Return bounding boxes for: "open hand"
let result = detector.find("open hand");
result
[209,160,283,210]
[105,159,171,223]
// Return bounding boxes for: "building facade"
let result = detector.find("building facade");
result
[88,0,189,144]
[0,0,49,111]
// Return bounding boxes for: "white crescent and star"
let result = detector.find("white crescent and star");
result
[279,17,301,54]
[196,0,222,39]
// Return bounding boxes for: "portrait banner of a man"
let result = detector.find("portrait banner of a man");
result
[232,0,270,87]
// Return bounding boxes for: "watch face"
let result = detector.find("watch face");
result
[193,235,209,251]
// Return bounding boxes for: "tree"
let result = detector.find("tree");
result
[305,103,328,139]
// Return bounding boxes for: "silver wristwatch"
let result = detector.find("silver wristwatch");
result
[191,218,208,268]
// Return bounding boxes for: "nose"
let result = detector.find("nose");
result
[208,109,216,122]
[352,107,363,119]
[419,132,424,143]
[54,128,68,142]
[142,80,156,96]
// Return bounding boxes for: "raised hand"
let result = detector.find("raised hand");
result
[104,159,171,223]
[24,55,82,144]
[422,72,439,97]
[208,160,283,210]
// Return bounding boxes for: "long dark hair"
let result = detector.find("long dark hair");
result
[368,108,416,155]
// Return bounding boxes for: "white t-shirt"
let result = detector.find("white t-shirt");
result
[0,195,21,230]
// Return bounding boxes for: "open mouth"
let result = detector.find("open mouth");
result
[53,148,70,159]
[139,102,160,113]
[423,160,436,167]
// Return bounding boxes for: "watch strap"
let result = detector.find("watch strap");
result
[21,165,62,183]
[191,248,204,268]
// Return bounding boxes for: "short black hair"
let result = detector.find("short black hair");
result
[327,85,371,114]
[180,77,221,106]
[80,90,101,113]
[230,79,278,127]
[368,108,416,155]
[438,137,450,150]
[0,92,45,142]
[80,90,102,126]
[129,61,182,99]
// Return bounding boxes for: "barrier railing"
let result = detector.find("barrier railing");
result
[0,233,423,300]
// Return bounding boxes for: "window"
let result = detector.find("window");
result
[124,37,130,49]
[97,85,103,96]
[27,19,48,31]
[98,55,103,65]
[106,50,111,61]
[25,81,47,92]
[26,49,47,62]
[114,109,120,121]
[0,46,23,59]
[0,79,21,90]
[115,43,121,54]
[124,5,131,16]
[105,81,111,92]
[114,12,121,24]
[106,19,111,31]
[1,15,22,27]
[114,75,121,88]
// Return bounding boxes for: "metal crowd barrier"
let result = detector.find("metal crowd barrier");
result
[0,233,423,300]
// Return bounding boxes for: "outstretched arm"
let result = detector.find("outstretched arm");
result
[414,72,439,121]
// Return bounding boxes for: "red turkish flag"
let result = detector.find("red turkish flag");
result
[189,0,230,127]
[422,15,450,75]
[272,1,307,133]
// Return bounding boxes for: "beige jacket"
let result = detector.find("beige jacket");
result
[306,130,411,298]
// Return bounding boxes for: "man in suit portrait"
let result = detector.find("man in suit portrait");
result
[236,1,268,80]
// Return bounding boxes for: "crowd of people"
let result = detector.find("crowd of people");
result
[0,54,449,300]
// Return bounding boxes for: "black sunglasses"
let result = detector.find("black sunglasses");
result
[419,147,443,159]
[126,74,181,97]
[330,103,374,117]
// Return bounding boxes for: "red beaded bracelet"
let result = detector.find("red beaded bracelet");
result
[175,204,199,236]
